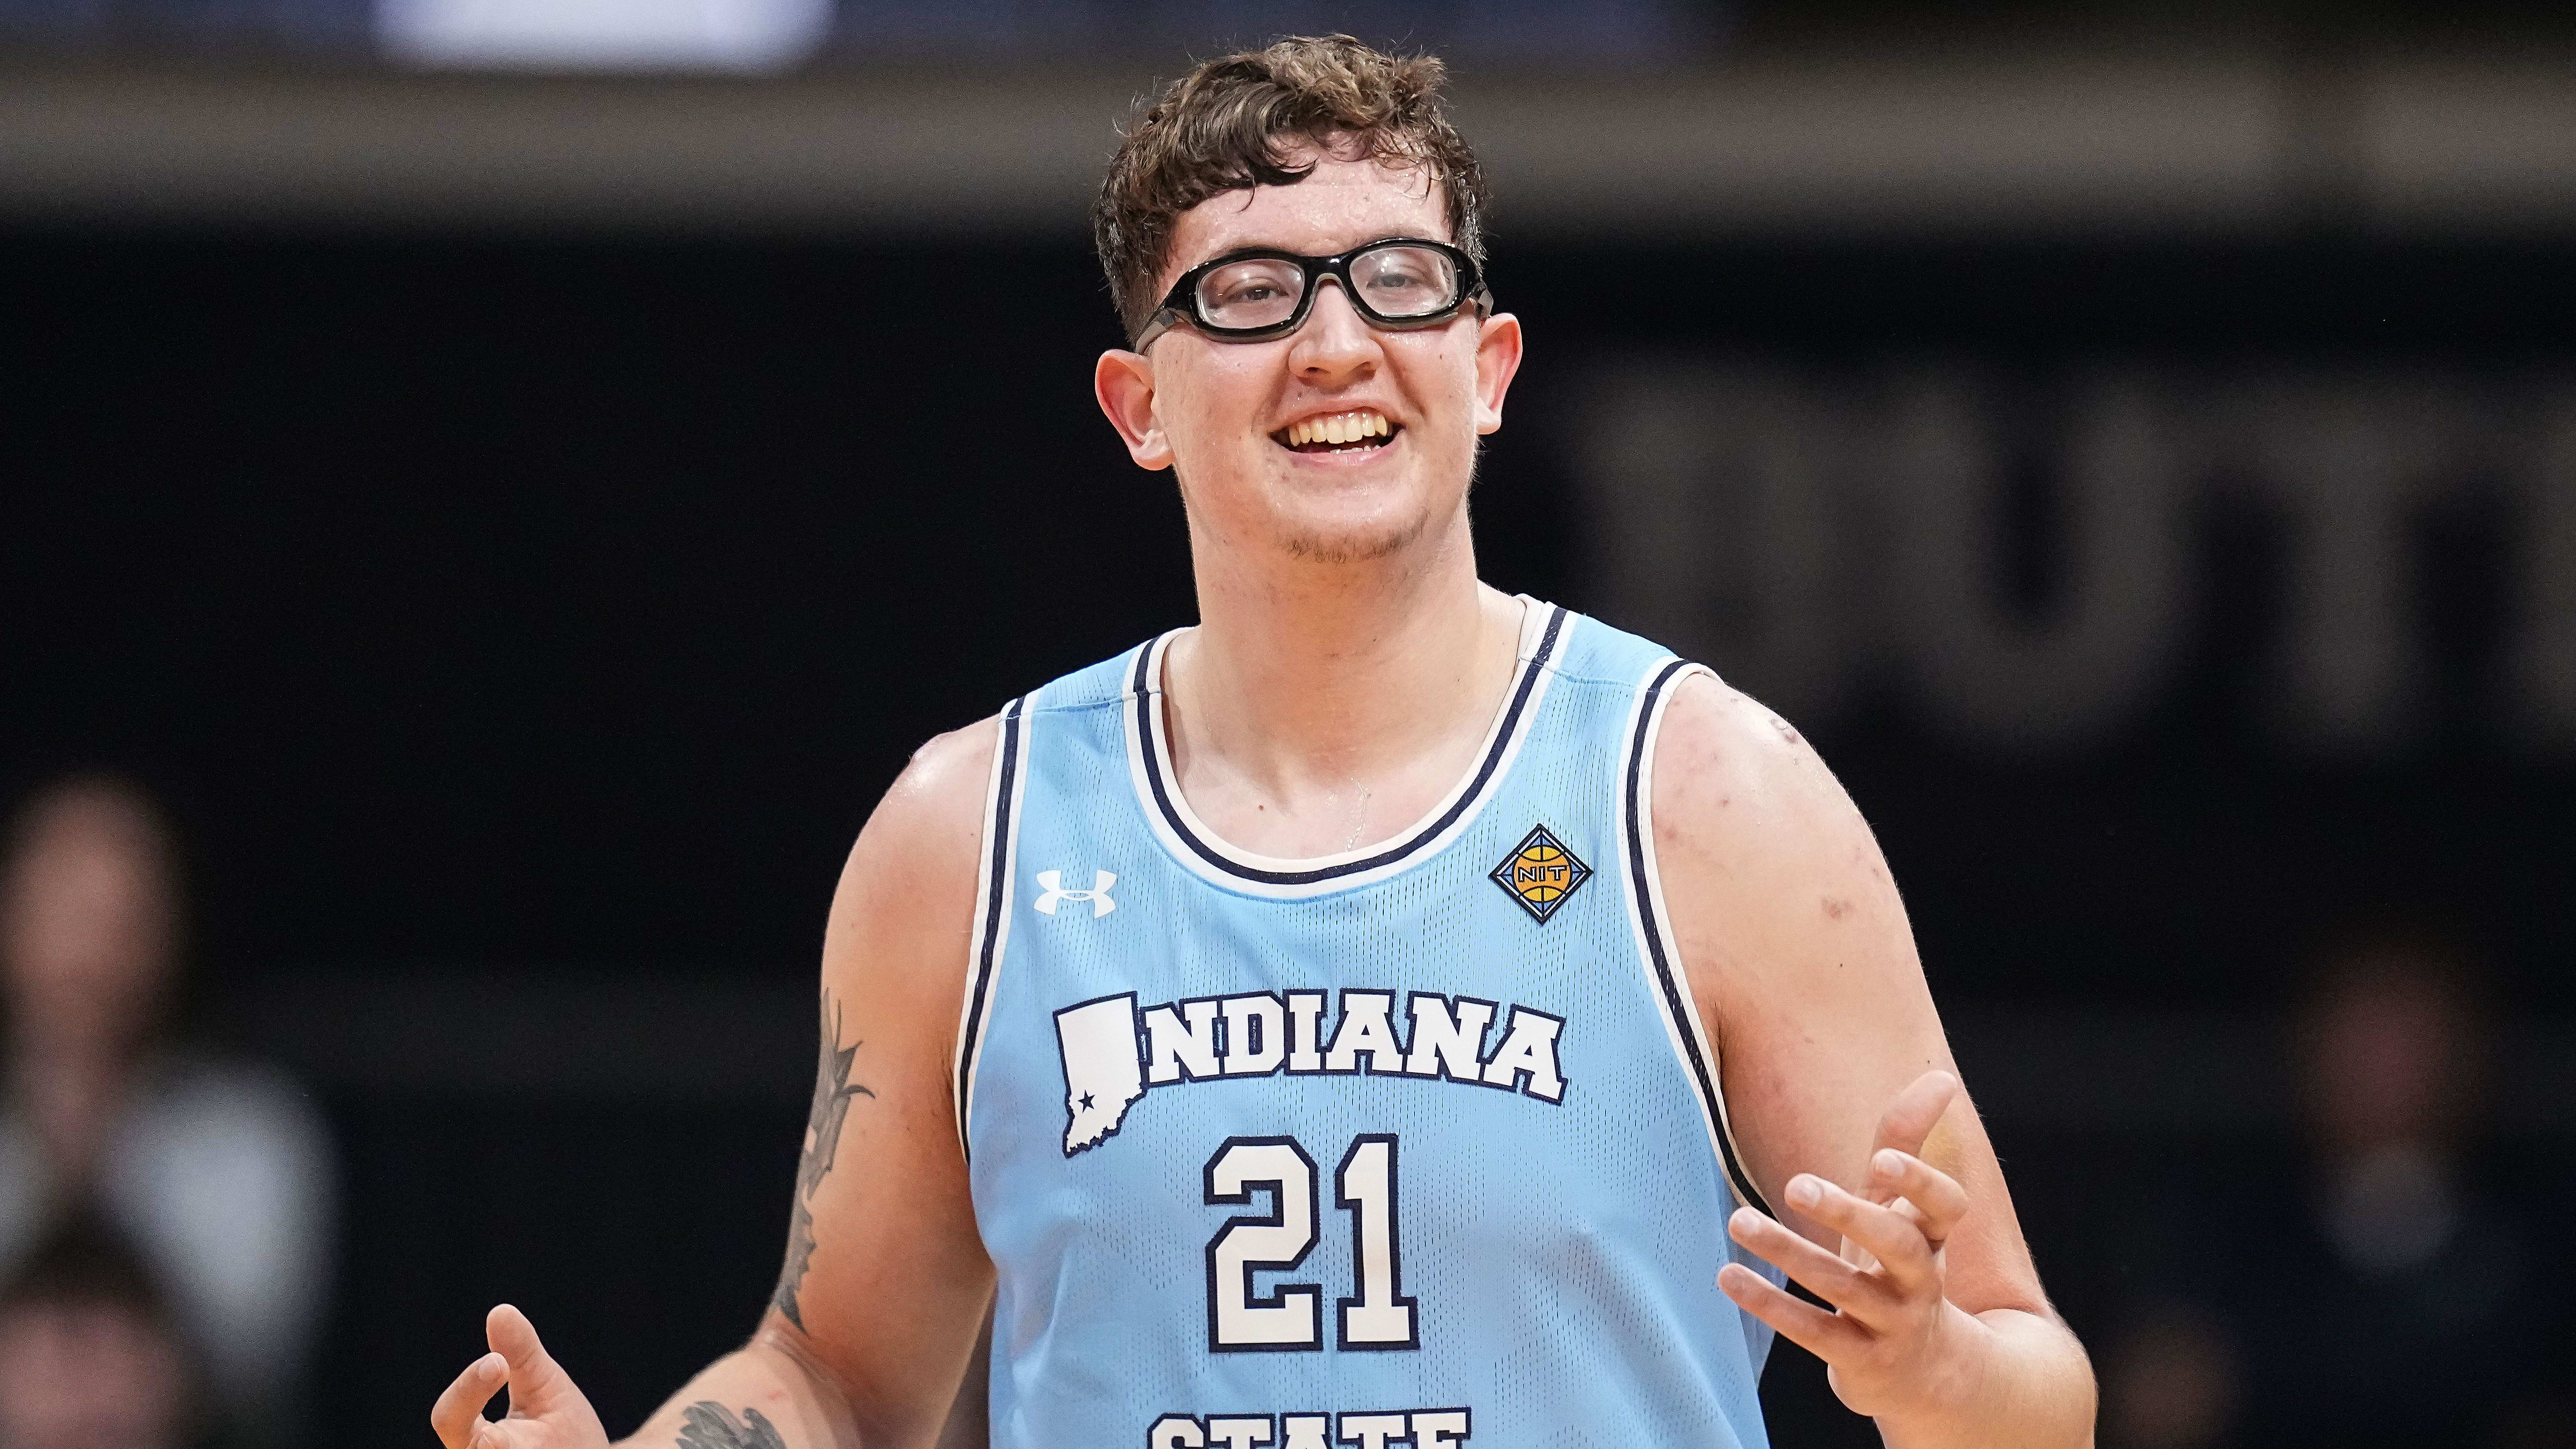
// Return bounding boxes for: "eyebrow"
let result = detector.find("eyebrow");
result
[1183,233,1430,267]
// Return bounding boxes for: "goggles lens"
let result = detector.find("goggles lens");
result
[1349,242,1460,317]
[1196,257,1307,330]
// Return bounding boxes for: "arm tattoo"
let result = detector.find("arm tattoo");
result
[772,988,874,1330]
[676,1402,788,1449]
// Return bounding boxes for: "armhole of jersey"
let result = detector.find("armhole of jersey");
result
[1618,660,1776,1220]
[953,695,1030,1163]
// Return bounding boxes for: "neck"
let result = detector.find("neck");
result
[1166,503,1522,850]
[6,1027,134,1181]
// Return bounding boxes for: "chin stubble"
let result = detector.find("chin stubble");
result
[1278,507,1436,564]
[1175,441,1481,566]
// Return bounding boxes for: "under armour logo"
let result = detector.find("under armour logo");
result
[1032,869,1118,918]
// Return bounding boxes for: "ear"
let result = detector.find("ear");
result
[1471,311,1525,436]
[1094,348,1174,471]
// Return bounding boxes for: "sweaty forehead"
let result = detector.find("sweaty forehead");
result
[1161,154,1447,287]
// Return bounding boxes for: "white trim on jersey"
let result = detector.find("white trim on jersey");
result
[1617,659,1775,1220]
[1119,597,1571,901]
[953,694,1030,1161]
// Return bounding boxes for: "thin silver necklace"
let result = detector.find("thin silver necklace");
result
[1342,785,1373,851]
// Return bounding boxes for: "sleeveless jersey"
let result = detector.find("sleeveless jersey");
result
[955,599,1781,1449]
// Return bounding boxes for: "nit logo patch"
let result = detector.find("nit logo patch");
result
[1489,824,1592,924]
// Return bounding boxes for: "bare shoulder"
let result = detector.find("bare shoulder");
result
[1649,671,1888,921]
[820,715,1001,1009]
[872,715,1002,846]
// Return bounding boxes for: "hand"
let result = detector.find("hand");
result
[1716,1070,1981,1422]
[432,1304,612,1449]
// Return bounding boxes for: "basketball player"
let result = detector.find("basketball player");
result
[433,37,2094,1449]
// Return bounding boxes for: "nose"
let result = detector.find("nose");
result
[1286,277,1380,384]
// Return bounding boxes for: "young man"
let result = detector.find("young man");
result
[433,37,2094,1449]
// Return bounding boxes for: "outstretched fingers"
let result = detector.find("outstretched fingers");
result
[430,1352,508,1449]
[1793,1176,1941,1296]
[1716,1260,1866,1361]
[1868,1148,1970,1245]
[1727,1206,1896,1318]
[430,1304,607,1449]
[485,1304,578,1421]
[1727,1073,1990,1420]
[1869,1070,1961,1168]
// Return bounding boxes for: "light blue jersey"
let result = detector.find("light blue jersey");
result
[955,598,1781,1449]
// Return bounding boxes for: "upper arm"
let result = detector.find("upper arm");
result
[760,716,1002,1446]
[1651,673,2050,1319]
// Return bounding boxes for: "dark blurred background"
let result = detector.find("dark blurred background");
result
[3,3,2573,1447]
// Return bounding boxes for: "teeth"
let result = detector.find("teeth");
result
[1284,410,1392,449]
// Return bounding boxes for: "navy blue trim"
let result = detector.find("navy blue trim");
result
[1133,605,1569,887]
[955,694,1025,1160]
[1625,660,1774,1219]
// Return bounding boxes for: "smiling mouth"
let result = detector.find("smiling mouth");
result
[1274,408,1400,455]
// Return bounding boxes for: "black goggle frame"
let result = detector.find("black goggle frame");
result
[1131,237,1493,350]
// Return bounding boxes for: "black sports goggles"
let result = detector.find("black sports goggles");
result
[1132,237,1492,350]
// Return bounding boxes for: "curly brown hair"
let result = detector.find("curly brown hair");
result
[1093,35,1489,344]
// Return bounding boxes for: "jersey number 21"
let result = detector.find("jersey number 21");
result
[1204,1134,1418,1353]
